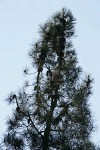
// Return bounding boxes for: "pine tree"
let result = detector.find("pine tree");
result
[2,8,99,150]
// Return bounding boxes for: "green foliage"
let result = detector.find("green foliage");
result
[2,8,99,150]
[4,132,24,150]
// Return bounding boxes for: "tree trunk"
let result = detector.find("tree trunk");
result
[42,122,51,150]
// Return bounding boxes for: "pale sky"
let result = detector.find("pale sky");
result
[0,0,100,146]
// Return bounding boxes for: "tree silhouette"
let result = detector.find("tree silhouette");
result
[2,8,99,150]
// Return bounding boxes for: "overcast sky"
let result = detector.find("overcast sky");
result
[0,0,100,145]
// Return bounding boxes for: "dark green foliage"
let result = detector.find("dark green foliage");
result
[2,8,99,150]
[4,132,24,150]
